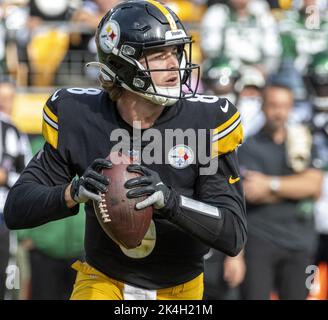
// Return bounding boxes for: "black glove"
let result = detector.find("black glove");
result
[125,164,172,210]
[71,159,112,203]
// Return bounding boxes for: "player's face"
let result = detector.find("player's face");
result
[139,46,180,87]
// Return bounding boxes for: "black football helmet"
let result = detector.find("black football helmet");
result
[88,0,199,106]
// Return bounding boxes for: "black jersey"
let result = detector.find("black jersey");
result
[4,88,246,289]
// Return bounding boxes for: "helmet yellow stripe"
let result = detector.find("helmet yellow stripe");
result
[146,0,177,31]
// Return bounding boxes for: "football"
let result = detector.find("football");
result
[93,151,153,249]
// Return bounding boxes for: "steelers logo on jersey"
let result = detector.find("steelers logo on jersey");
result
[168,145,194,169]
[99,21,120,53]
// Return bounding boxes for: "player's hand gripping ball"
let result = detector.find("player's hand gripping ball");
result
[93,152,153,249]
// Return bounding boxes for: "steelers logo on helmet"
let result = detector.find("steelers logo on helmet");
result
[99,21,120,53]
[168,145,194,169]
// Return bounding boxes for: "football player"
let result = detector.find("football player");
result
[4,0,246,300]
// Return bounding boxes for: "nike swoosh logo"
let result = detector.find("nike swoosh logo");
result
[220,100,229,113]
[229,176,240,184]
[51,89,60,102]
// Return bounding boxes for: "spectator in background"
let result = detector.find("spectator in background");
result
[238,83,323,299]
[0,79,32,299]
[272,0,328,126]
[202,56,240,104]
[6,0,118,86]
[279,0,328,73]
[202,61,266,138]
[14,0,82,86]
[0,79,32,161]
[235,65,265,138]
[306,51,328,299]
[71,0,121,31]
[200,0,282,76]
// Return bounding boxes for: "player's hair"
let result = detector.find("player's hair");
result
[99,75,123,101]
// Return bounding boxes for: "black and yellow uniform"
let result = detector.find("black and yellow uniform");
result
[4,88,246,294]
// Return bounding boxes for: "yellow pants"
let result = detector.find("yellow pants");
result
[70,261,203,300]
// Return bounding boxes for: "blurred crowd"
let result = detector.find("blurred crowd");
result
[0,0,328,299]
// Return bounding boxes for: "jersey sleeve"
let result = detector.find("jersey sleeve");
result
[4,89,79,229]
[211,98,244,158]
[42,89,62,150]
[197,150,246,231]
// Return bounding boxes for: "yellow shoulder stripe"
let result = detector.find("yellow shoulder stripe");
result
[146,0,177,31]
[211,122,243,158]
[213,111,240,135]
[42,121,58,149]
[42,104,58,149]
[44,104,58,124]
